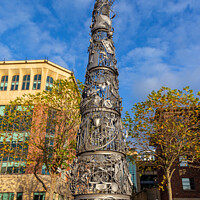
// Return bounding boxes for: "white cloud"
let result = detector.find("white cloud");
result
[0,44,12,60]
[1,0,200,108]
[165,0,194,14]
[50,56,69,69]
[0,0,77,70]
[115,0,200,107]
[129,47,165,60]
[52,0,93,21]
[120,43,200,102]
[0,1,33,34]
[114,0,139,38]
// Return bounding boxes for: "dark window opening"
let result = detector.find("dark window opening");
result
[0,76,8,91]
[34,192,45,200]
[140,175,157,190]
[46,76,53,91]
[59,195,64,200]
[17,193,23,200]
[22,75,30,90]
[11,75,19,91]
[33,74,41,90]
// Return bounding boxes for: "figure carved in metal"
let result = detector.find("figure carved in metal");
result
[69,1,132,199]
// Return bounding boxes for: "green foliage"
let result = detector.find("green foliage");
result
[0,77,81,176]
[124,86,200,194]
[77,79,85,95]
[0,104,32,165]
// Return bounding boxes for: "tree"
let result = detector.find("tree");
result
[0,78,81,200]
[124,86,200,200]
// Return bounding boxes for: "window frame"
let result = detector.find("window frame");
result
[33,192,45,200]
[59,195,64,200]
[0,76,8,91]
[33,74,42,90]
[45,76,53,91]
[0,192,14,200]
[17,192,23,200]
[179,156,188,167]
[0,106,32,175]
[22,75,30,90]
[11,75,19,91]
[182,177,195,190]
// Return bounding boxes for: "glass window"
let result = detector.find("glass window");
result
[53,193,56,200]
[0,138,28,175]
[42,165,50,175]
[11,75,19,91]
[179,156,188,167]
[0,167,6,174]
[45,76,53,91]
[2,193,8,200]
[0,105,31,174]
[0,106,5,131]
[59,195,64,200]
[141,153,155,161]
[22,75,30,90]
[17,193,23,200]
[0,193,14,200]
[34,192,45,200]
[0,106,5,116]
[19,166,26,174]
[46,109,56,135]
[33,75,41,90]
[182,178,195,190]
[0,76,8,91]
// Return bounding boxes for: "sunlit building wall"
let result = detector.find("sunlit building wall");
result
[0,60,75,200]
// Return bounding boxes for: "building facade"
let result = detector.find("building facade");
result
[128,152,160,200]
[156,109,200,200]
[127,159,138,193]
[0,59,73,105]
[0,60,75,200]
[158,163,200,200]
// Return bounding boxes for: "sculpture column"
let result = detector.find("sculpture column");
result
[70,0,132,199]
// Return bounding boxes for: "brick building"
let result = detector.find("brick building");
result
[158,162,200,200]
[0,60,77,200]
[156,108,200,200]
[130,153,200,200]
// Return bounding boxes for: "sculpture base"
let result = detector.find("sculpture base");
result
[74,194,130,200]
[70,151,132,196]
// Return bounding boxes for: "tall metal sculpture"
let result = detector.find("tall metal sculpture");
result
[69,0,132,199]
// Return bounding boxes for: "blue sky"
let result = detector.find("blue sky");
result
[1,0,200,113]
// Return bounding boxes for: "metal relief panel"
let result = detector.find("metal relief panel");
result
[70,152,132,195]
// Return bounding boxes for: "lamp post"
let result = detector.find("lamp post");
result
[70,1,132,199]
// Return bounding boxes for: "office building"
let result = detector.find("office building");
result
[0,60,76,200]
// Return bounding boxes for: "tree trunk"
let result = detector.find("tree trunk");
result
[166,171,173,200]
[49,174,57,200]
